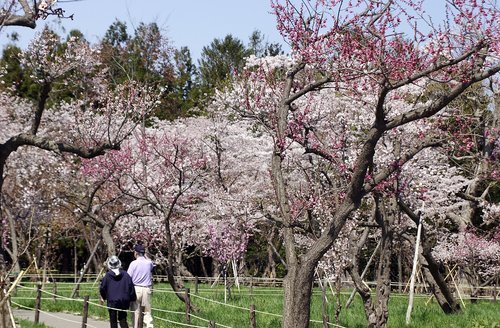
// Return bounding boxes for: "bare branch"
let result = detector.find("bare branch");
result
[0,0,36,28]
[8,133,120,158]
[386,64,500,130]
[363,136,442,194]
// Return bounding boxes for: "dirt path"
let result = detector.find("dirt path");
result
[13,309,111,328]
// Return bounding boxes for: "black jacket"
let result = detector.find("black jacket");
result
[99,269,137,307]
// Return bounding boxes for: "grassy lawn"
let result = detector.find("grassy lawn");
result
[15,319,47,328]
[10,281,500,327]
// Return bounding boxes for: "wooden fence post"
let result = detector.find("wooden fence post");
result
[52,282,57,302]
[185,288,191,324]
[493,277,497,302]
[34,284,41,324]
[81,295,89,328]
[138,306,145,328]
[321,281,329,328]
[250,277,253,297]
[250,304,256,328]
[195,276,199,295]
[208,321,216,328]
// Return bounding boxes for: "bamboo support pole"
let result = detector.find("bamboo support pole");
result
[405,219,422,325]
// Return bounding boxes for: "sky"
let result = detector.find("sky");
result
[0,0,449,62]
[0,0,287,61]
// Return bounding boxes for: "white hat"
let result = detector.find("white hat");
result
[106,255,121,270]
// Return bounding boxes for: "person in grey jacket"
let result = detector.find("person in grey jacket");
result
[100,255,136,328]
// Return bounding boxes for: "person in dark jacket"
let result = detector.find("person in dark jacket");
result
[100,255,137,328]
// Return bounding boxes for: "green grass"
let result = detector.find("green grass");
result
[10,281,500,327]
[15,319,48,328]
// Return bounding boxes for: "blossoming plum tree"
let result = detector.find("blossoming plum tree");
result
[0,24,156,327]
[433,229,500,300]
[81,114,274,304]
[220,1,499,326]
[392,83,499,305]
[186,114,274,277]
[79,117,210,306]
[0,27,159,286]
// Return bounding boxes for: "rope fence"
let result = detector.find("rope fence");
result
[11,273,500,300]
[11,283,239,327]
[11,273,499,290]
[154,315,208,328]
[7,273,498,328]
[9,283,350,327]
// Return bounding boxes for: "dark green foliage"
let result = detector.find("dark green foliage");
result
[245,229,286,278]
[0,45,39,100]
[0,28,92,106]
[100,20,173,86]
[103,20,129,48]
[171,46,203,115]
[1,22,285,121]
[198,34,250,91]
[100,20,186,120]
[177,30,283,113]
[248,29,283,57]
[66,29,86,43]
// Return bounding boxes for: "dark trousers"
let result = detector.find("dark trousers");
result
[108,302,129,328]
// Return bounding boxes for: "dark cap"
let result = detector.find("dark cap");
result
[134,244,145,254]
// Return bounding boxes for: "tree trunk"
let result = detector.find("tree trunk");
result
[0,254,14,328]
[346,196,396,328]
[41,228,51,288]
[83,229,101,273]
[372,236,392,327]
[101,225,116,256]
[462,267,481,304]
[420,247,461,312]
[398,243,403,293]
[282,262,316,328]
[370,196,396,328]
[200,253,209,277]
[419,254,458,312]
[264,229,278,278]
[347,252,377,326]
[71,240,101,298]
[345,239,380,309]
[5,207,21,274]
[399,200,461,314]
[272,67,386,327]
[164,216,190,306]
[0,285,14,328]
